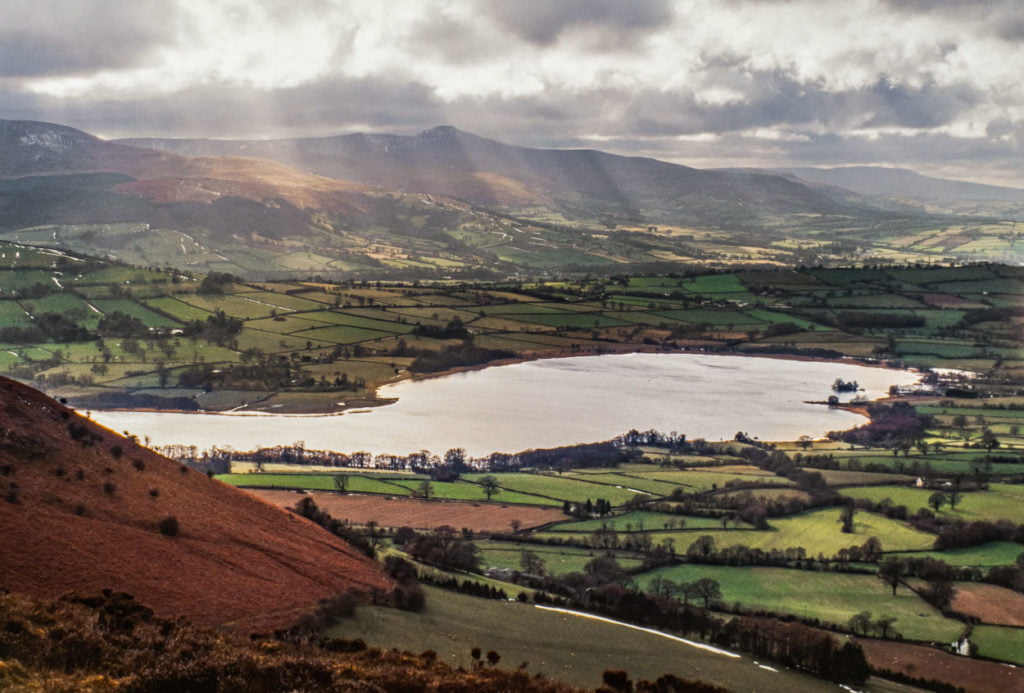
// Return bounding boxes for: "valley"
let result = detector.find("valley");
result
[1,122,1022,693]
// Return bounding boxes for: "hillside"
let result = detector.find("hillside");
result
[0,120,1016,276]
[123,125,883,226]
[782,166,1024,203]
[0,375,390,632]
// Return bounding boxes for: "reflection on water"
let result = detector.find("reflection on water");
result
[91,353,919,457]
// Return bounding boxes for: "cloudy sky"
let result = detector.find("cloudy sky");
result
[1,0,1022,186]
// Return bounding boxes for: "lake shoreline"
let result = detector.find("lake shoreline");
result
[81,346,916,418]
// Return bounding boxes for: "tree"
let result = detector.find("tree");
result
[874,616,898,638]
[416,479,434,500]
[690,577,722,608]
[363,520,385,551]
[861,536,883,563]
[929,491,948,512]
[583,556,626,585]
[798,435,813,450]
[839,502,855,534]
[519,549,546,576]
[848,610,873,636]
[952,414,971,443]
[333,475,349,493]
[407,525,480,572]
[948,479,962,510]
[479,475,501,500]
[922,579,956,610]
[980,428,1000,457]
[444,447,467,472]
[687,535,717,561]
[878,559,906,596]
[647,576,678,598]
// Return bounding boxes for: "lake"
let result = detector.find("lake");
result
[90,352,920,457]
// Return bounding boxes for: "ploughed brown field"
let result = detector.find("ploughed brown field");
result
[858,638,1024,693]
[950,582,1024,627]
[0,377,390,632]
[254,490,567,532]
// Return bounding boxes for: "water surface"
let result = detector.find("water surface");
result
[91,353,919,457]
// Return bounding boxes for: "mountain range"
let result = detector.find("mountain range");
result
[0,119,1020,277]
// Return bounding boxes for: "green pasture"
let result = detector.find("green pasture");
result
[463,473,641,506]
[90,299,181,327]
[971,625,1024,665]
[235,290,327,311]
[0,269,58,291]
[292,324,396,344]
[541,508,936,556]
[888,542,1023,567]
[0,301,32,327]
[176,293,279,320]
[143,296,213,322]
[547,511,731,533]
[560,471,683,496]
[511,312,632,329]
[840,484,1024,522]
[636,469,793,492]
[298,310,411,333]
[214,472,412,495]
[803,469,914,486]
[383,479,558,506]
[476,541,644,576]
[634,565,963,642]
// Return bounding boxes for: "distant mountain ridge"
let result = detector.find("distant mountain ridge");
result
[779,166,1024,204]
[0,118,1017,275]
[119,125,884,225]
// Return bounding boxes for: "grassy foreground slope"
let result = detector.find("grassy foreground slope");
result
[328,586,832,692]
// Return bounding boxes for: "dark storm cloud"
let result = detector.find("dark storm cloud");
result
[22,77,448,139]
[476,0,672,45]
[591,72,981,138]
[0,0,176,77]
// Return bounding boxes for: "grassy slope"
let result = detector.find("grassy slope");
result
[327,586,835,692]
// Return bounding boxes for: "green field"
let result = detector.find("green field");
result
[840,484,1024,522]
[971,625,1024,665]
[476,541,644,576]
[464,473,642,506]
[634,565,963,642]
[889,542,1024,567]
[215,472,414,495]
[547,511,728,533]
[539,507,936,556]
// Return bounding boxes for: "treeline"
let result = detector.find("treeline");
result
[183,438,642,475]
[829,401,931,448]
[290,497,377,558]
[409,343,515,373]
[837,311,926,329]
[410,316,470,340]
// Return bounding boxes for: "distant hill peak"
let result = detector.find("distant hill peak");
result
[0,119,99,151]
